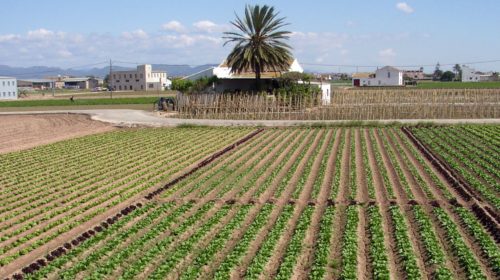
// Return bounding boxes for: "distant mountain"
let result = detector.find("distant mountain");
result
[0,64,218,79]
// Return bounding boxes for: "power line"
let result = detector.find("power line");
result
[300,59,500,69]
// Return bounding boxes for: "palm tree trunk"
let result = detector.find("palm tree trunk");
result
[255,66,261,92]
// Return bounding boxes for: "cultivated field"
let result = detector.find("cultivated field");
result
[1,125,498,280]
[0,127,253,277]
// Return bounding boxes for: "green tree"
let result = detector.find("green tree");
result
[223,5,293,90]
[440,71,455,81]
[433,62,443,81]
[171,78,193,92]
[453,64,462,81]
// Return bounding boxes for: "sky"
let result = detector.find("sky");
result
[0,0,499,73]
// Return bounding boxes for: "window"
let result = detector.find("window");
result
[7,81,10,86]
[113,74,116,79]
[135,74,137,79]
[141,85,143,89]
[148,73,150,78]
[140,74,143,79]
[387,72,391,78]
[2,81,4,86]
[119,85,122,90]
[148,83,154,88]
[129,74,132,78]
[130,85,132,90]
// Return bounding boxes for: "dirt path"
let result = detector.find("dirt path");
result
[0,114,114,154]
[336,128,351,203]
[356,129,369,203]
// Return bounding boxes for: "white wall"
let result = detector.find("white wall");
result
[0,78,18,100]
[462,65,480,82]
[356,67,403,86]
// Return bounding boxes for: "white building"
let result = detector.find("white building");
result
[352,66,404,87]
[111,64,169,91]
[0,77,18,100]
[461,65,493,82]
[184,59,331,104]
[186,59,304,91]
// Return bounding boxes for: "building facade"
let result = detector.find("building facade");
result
[0,77,18,99]
[461,65,494,82]
[111,64,168,91]
[17,79,53,90]
[403,68,425,80]
[62,77,100,89]
[352,66,404,87]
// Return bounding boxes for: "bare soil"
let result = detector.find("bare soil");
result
[0,114,114,154]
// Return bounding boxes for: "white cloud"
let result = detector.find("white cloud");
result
[193,20,229,33]
[122,29,148,40]
[396,2,414,14]
[0,34,20,42]
[57,50,73,58]
[379,48,396,57]
[162,20,186,32]
[27,28,55,39]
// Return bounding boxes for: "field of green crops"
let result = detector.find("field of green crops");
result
[1,125,499,280]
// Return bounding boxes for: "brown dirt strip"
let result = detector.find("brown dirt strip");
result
[0,114,115,154]
[356,206,369,280]
[355,129,369,203]
[326,205,346,279]
[364,129,400,280]
[335,128,351,203]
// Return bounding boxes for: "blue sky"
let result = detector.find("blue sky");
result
[1,0,499,72]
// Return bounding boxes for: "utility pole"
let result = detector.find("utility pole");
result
[109,59,113,99]
[158,76,161,98]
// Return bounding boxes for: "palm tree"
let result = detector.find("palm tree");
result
[223,5,293,90]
